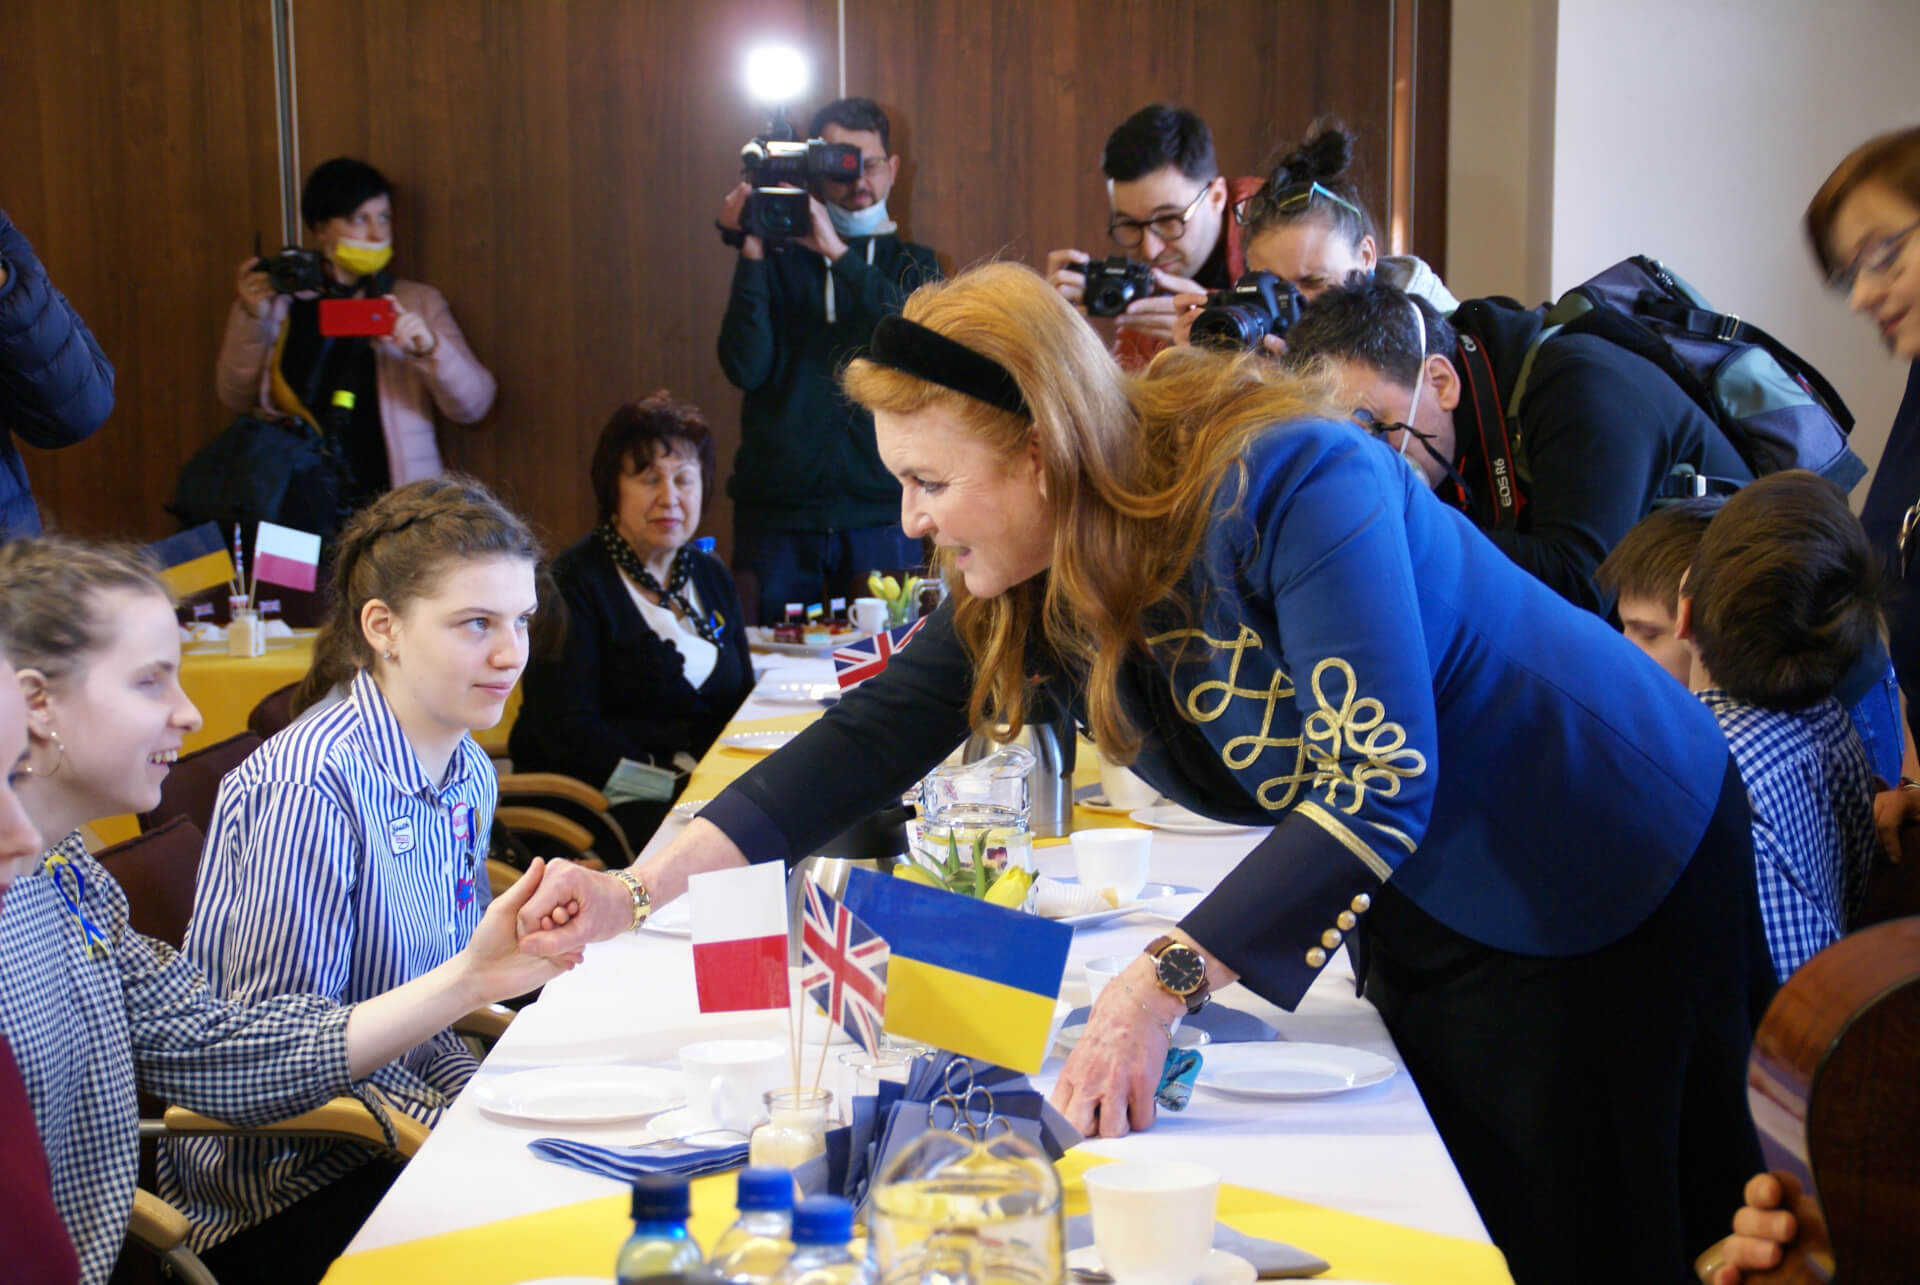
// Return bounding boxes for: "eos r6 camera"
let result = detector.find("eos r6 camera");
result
[739,135,863,242]
[1067,257,1156,317]
[1189,270,1301,351]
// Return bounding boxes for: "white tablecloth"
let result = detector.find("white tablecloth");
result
[345,658,1493,1261]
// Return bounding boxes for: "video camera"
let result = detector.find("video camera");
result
[737,111,863,243]
[1189,271,1301,351]
[1066,257,1156,318]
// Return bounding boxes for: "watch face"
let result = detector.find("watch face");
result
[1156,945,1205,994]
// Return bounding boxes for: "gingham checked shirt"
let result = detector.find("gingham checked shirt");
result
[162,668,494,1251]
[0,834,353,1285]
[1700,690,1877,982]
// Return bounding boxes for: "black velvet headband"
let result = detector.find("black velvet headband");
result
[867,314,1031,418]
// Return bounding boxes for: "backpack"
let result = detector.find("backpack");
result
[1508,256,1865,494]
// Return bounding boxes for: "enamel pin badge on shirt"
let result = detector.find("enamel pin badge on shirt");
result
[388,815,415,855]
[449,801,472,843]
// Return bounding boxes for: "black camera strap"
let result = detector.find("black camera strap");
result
[1454,334,1523,530]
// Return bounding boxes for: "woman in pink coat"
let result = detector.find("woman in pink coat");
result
[216,157,495,517]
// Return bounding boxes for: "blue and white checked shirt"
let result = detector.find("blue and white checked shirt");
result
[161,668,495,1250]
[0,834,354,1285]
[1700,690,1877,983]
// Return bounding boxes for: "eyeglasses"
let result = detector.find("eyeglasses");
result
[1233,180,1366,228]
[1900,496,1920,579]
[1108,183,1213,250]
[1828,217,1920,294]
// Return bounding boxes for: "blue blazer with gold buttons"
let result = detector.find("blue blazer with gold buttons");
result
[705,418,1736,1012]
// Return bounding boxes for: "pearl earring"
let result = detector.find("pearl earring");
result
[20,730,66,779]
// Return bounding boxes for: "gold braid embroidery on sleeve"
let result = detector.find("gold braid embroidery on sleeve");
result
[1301,657,1427,814]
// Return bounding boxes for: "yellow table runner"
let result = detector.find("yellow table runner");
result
[685,715,1143,844]
[323,1150,1509,1284]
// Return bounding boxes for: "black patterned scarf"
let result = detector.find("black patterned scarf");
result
[596,519,721,646]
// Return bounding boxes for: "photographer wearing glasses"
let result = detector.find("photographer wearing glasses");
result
[1287,277,1749,614]
[716,97,941,624]
[1044,104,1263,368]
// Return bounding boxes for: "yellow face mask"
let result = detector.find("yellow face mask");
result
[332,236,393,279]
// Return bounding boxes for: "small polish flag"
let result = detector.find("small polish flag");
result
[253,521,324,592]
[688,862,790,1013]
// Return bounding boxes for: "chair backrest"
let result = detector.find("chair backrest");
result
[247,681,299,741]
[138,731,261,834]
[94,815,207,948]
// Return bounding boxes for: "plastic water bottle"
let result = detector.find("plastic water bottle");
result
[768,1197,871,1285]
[616,1174,704,1282]
[707,1166,795,1283]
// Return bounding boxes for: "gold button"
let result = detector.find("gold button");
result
[1321,928,1343,949]
[1305,947,1327,968]
[1337,911,1357,931]
[1351,893,1372,913]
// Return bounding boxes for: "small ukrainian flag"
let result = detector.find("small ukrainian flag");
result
[147,523,235,599]
[842,867,1070,1073]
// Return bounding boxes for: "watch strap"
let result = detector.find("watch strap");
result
[610,869,651,932]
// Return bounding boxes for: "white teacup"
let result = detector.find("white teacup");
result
[678,1038,788,1134]
[1096,753,1161,811]
[1070,828,1152,904]
[852,596,889,634]
[1083,1162,1220,1285]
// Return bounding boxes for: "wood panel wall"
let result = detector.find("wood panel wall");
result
[2,0,1447,557]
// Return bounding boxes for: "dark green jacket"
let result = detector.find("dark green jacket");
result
[717,236,942,531]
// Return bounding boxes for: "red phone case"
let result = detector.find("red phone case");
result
[318,298,397,338]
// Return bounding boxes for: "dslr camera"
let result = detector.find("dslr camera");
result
[1189,271,1301,351]
[738,128,863,243]
[1066,257,1156,317]
[257,247,342,297]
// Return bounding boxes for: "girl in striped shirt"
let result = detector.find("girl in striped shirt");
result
[165,476,548,1281]
[0,535,578,1285]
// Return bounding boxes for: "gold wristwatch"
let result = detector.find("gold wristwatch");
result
[1145,934,1212,1014]
[610,869,651,931]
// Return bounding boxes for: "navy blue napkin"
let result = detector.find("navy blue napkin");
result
[527,1136,749,1182]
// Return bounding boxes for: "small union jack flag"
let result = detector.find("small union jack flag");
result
[832,616,928,691]
[800,878,890,1052]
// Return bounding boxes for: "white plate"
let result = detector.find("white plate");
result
[470,1065,683,1125]
[1065,1247,1255,1285]
[667,798,711,823]
[639,899,691,937]
[1046,879,1202,927]
[755,679,840,706]
[1075,791,1144,816]
[746,627,870,657]
[1195,1043,1396,1100]
[1056,1022,1210,1053]
[641,1105,753,1146]
[720,730,800,755]
[1127,805,1265,836]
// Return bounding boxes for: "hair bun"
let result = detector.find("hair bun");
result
[1298,119,1356,181]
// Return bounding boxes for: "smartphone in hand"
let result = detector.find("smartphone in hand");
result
[318,297,397,337]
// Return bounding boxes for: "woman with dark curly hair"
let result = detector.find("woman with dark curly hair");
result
[509,393,754,848]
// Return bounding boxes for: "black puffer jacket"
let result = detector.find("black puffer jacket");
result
[0,210,115,538]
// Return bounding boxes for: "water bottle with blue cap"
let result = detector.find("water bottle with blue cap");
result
[769,1197,872,1285]
[709,1166,796,1284]
[617,1173,704,1281]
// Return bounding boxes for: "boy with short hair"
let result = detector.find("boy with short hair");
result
[1672,471,1880,981]
[1595,497,1724,686]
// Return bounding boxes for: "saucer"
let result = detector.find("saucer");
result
[1065,1246,1255,1285]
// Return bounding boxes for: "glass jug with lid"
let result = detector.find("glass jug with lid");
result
[914,744,1035,887]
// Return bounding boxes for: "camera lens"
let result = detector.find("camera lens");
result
[1087,281,1132,317]
[1190,305,1272,350]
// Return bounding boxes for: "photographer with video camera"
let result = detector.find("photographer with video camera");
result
[1045,104,1263,369]
[716,97,941,623]
[216,157,495,525]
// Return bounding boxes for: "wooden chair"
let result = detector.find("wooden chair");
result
[136,732,261,834]
[246,682,299,741]
[495,771,633,867]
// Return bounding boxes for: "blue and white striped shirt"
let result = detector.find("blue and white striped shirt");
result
[161,668,495,1250]
[1700,690,1877,983]
[0,833,354,1285]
